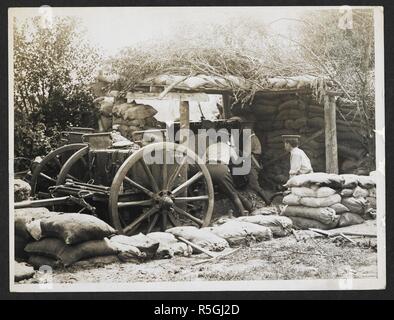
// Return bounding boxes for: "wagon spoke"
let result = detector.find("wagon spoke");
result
[39,172,57,183]
[124,176,155,198]
[147,212,159,233]
[167,155,188,190]
[174,195,209,203]
[173,205,203,226]
[124,206,158,235]
[53,156,62,168]
[172,172,203,196]
[117,199,154,208]
[139,159,159,193]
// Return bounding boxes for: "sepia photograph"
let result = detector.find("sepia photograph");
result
[8,5,385,292]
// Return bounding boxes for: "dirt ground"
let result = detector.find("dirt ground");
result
[20,229,377,284]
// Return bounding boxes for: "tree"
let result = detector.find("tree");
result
[13,16,100,158]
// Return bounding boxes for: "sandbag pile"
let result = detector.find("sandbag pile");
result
[23,213,121,268]
[112,100,161,140]
[339,174,377,222]
[14,207,58,260]
[14,179,31,202]
[281,172,376,230]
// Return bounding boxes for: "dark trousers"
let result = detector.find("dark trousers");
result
[206,163,252,216]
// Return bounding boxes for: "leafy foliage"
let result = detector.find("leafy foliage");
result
[13,16,100,158]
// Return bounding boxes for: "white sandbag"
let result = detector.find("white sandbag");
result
[285,173,344,188]
[166,226,229,252]
[330,203,350,214]
[340,189,354,197]
[281,205,338,225]
[357,175,375,189]
[26,220,42,241]
[338,212,365,227]
[109,234,159,259]
[105,237,146,262]
[236,215,293,237]
[353,186,369,198]
[206,221,272,246]
[291,186,336,198]
[15,261,35,282]
[250,207,279,216]
[341,197,368,214]
[288,216,339,230]
[366,197,376,209]
[283,193,301,205]
[146,232,193,258]
[299,194,341,208]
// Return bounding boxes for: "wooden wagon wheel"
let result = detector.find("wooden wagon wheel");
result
[109,142,214,235]
[56,146,90,185]
[30,143,87,197]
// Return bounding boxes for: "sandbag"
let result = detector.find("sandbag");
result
[109,233,159,259]
[206,221,272,246]
[14,179,31,202]
[25,238,118,267]
[338,212,365,227]
[291,186,336,198]
[282,205,338,225]
[166,226,229,252]
[40,213,116,245]
[105,237,146,262]
[330,203,350,214]
[250,207,279,216]
[293,117,307,129]
[146,232,192,258]
[285,173,344,189]
[357,175,376,189]
[14,207,57,240]
[122,103,158,120]
[353,186,369,198]
[237,215,293,237]
[341,197,368,214]
[252,105,277,114]
[340,189,354,197]
[288,216,339,230]
[282,194,301,205]
[307,117,324,128]
[26,220,42,241]
[278,99,305,112]
[98,101,114,117]
[28,255,61,270]
[15,261,35,282]
[299,194,341,208]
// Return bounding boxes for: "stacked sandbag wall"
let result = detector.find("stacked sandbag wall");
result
[280,172,376,230]
[231,93,370,189]
[112,100,163,140]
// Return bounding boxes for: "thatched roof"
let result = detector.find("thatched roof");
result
[133,74,330,93]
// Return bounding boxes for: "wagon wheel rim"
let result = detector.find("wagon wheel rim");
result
[56,146,90,185]
[30,143,87,197]
[109,142,214,235]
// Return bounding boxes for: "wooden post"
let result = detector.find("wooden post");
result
[324,95,339,174]
[222,93,231,119]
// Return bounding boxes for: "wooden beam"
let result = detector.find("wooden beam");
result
[126,92,209,102]
[324,95,339,174]
[222,93,231,119]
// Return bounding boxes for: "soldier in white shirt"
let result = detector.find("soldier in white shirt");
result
[282,135,313,178]
[204,134,252,216]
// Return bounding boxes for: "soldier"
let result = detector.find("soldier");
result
[204,133,252,216]
[282,135,313,178]
[227,116,271,206]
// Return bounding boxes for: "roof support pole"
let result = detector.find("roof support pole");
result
[179,101,190,146]
[222,93,231,119]
[324,94,339,174]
